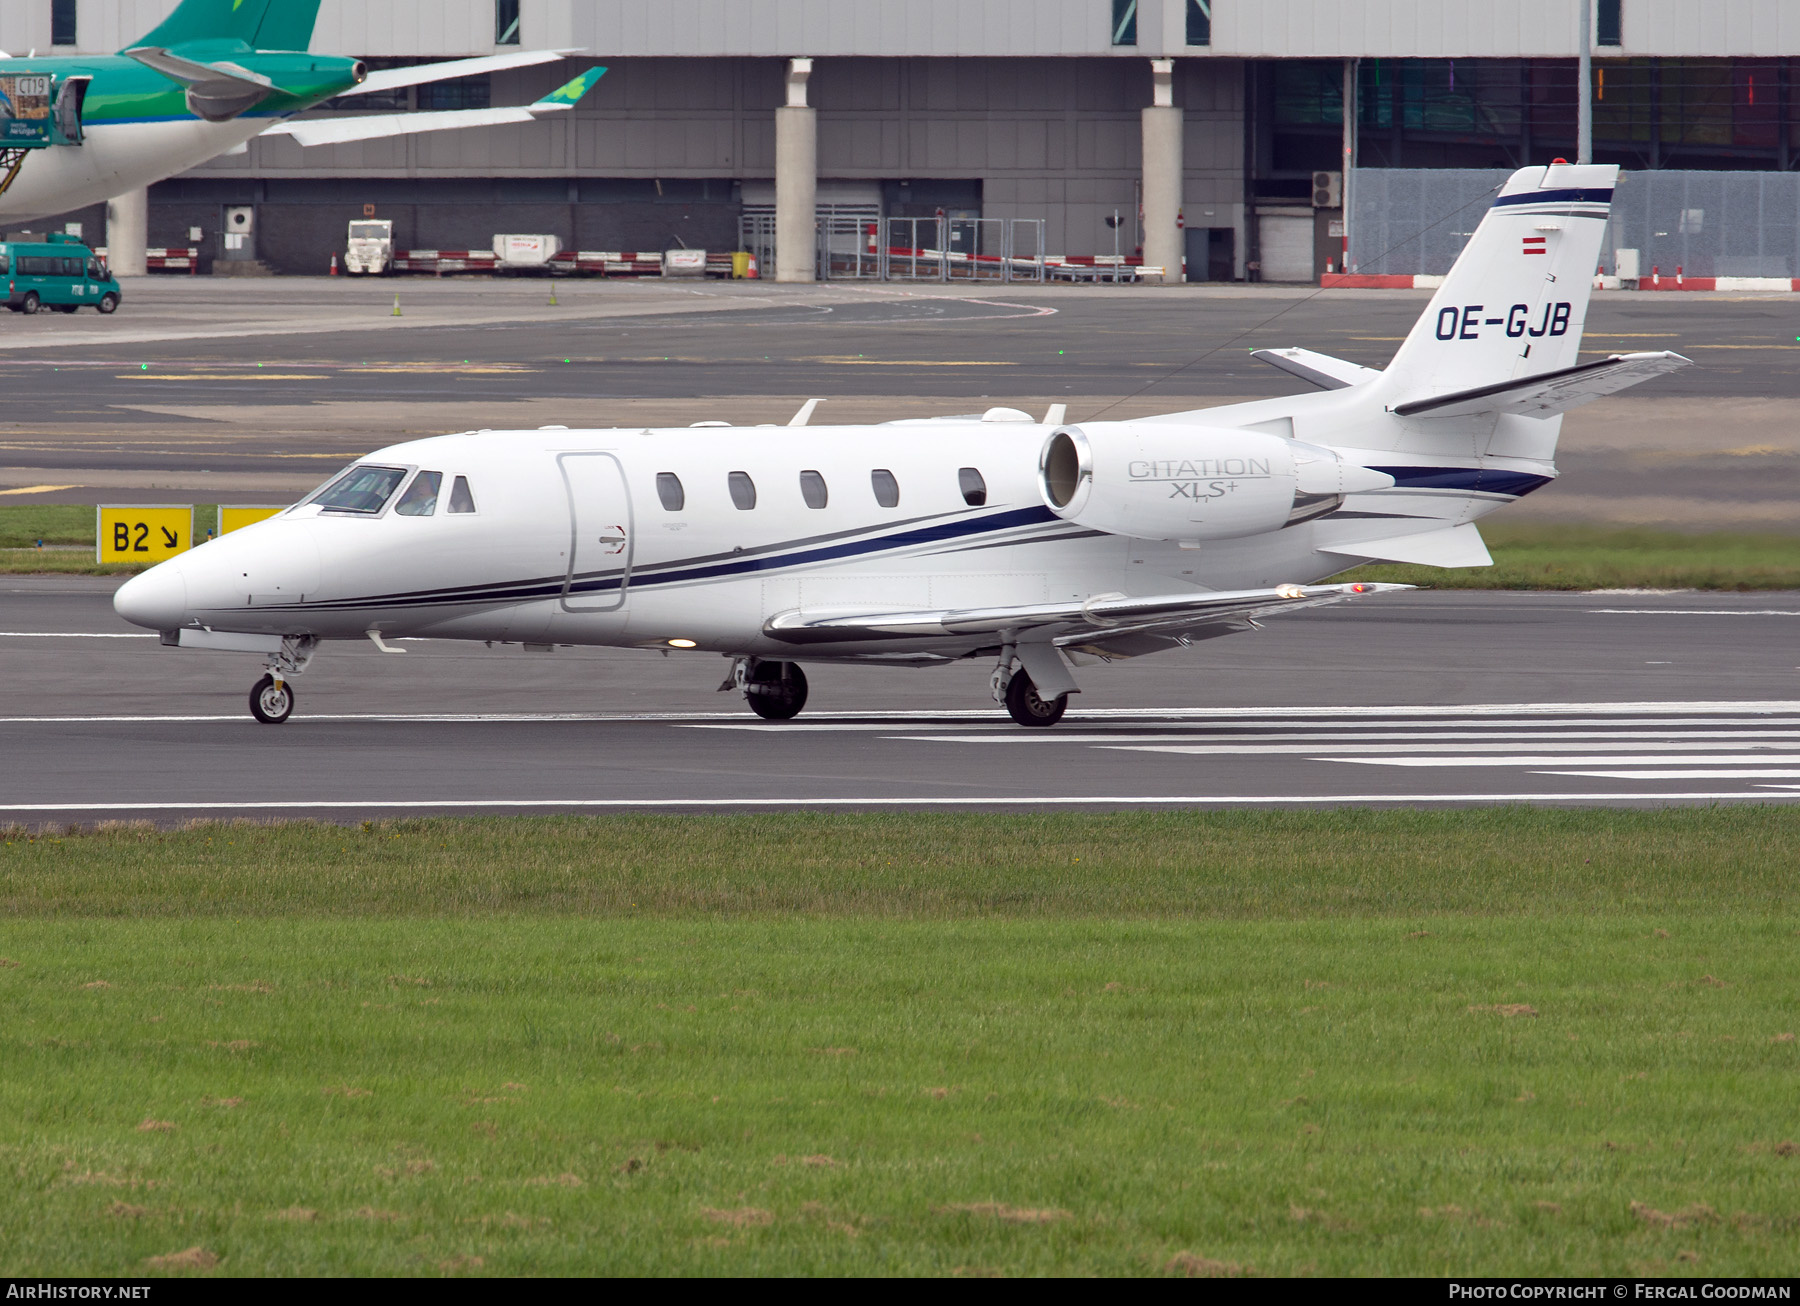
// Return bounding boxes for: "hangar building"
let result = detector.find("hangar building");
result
[9,0,1800,281]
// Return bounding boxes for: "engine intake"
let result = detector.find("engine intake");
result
[1038,422,1391,542]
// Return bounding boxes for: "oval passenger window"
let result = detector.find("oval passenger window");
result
[656,471,685,512]
[728,471,757,510]
[958,467,987,507]
[799,470,828,509]
[871,468,899,509]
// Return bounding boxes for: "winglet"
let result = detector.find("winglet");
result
[787,398,823,427]
[533,66,606,110]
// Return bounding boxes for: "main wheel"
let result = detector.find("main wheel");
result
[745,660,808,721]
[20,292,38,315]
[249,674,295,725]
[97,293,119,314]
[1004,669,1067,728]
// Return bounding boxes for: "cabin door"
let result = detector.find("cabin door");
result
[559,452,633,613]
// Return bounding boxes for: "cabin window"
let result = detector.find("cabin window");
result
[871,469,900,508]
[728,470,757,510]
[656,472,685,511]
[447,475,477,514]
[86,257,104,280]
[311,464,408,514]
[958,467,988,507]
[799,470,828,509]
[394,470,442,517]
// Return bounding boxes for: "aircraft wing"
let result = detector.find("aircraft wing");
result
[1393,351,1692,419]
[340,50,579,99]
[1251,347,1383,391]
[764,581,1410,647]
[265,67,604,148]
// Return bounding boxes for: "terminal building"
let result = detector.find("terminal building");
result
[9,0,1800,281]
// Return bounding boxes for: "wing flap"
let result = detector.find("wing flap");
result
[1393,350,1692,419]
[1251,347,1383,391]
[763,581,1410,646]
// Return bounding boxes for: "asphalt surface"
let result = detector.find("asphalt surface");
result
[2,278,1793,528]
[7,577,1800,819]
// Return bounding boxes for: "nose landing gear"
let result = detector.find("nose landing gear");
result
[250,674,295,724]
[722,656,810,721]
[247,634,317,725]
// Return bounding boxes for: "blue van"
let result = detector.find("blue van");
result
[2,232,121,314]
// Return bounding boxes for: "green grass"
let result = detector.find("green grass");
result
[1342,523,1800,591]
[2,811,1797,1277]
[0,503,94,548]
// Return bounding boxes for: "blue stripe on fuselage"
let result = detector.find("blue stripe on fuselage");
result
[1368,466,1553,497]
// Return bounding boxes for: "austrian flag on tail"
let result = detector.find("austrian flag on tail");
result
[1522,235,1548,255]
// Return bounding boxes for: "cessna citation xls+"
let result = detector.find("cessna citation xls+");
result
[115,163,1688,728]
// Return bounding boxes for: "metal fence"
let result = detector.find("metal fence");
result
[1349,168,1800,280]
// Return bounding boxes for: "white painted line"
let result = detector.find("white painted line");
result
[1544,769,1800,780]
[1320,754,1800,768]
[1105,745,1800,760]
[2,792,1798,813]
[905,729,1800,745]
[0,631,157,638]
[1588,609,1800,617]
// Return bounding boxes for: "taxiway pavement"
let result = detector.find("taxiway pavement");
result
[5,577,1800,819]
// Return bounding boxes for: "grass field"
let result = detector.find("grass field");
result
[2,810,1796,1277]
[1342,523,1800,591]
[5,505,1800,588]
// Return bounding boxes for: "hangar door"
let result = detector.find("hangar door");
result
[1257,214,1315,283]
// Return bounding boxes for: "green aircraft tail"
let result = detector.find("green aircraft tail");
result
[131,0,322,53]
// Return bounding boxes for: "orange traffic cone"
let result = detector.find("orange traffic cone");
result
[329,253,339,276]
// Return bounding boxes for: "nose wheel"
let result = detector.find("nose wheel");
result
[249,674,295,725]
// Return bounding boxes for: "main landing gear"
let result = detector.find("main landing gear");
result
[246,635,317,725]
[723,656,810,721]
[991,645,1075,728]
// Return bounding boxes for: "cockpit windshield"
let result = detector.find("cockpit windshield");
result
[309,464,409,513]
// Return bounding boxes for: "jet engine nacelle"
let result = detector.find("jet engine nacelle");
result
[1037,422,1393,542]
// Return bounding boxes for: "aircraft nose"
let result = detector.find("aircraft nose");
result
[113,562,188,631]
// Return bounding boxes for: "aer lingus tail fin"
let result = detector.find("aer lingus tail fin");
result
[130,0,322,54]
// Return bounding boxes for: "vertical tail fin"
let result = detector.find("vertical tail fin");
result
[1379,163,1618,404]
[131,0,322,52]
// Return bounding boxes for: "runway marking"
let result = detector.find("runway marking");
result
[2,792,1798,814]
[1589,609,1800,617]
[1545,769,1800,779]
[0,632,157,639]
[0,484,79,495]
[1319,753,1800,767]
[1107,745,1800,760]
[913,729,1800,746]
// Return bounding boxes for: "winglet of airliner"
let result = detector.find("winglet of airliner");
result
[266,66,606,149]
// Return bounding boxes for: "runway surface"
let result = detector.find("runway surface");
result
[6,578,1800,819]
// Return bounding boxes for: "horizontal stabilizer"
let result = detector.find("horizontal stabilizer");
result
[268,66,604,147]
[125,45,274,119]
[764,581,1410,646]
[1251,347,1383,391]
[1393,351,1692,420]
[1321,522,1492,568]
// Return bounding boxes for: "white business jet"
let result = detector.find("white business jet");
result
[115,162,1688,728]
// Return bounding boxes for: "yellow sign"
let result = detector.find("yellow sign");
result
[96,505,192,563]
[217,505,284,536]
